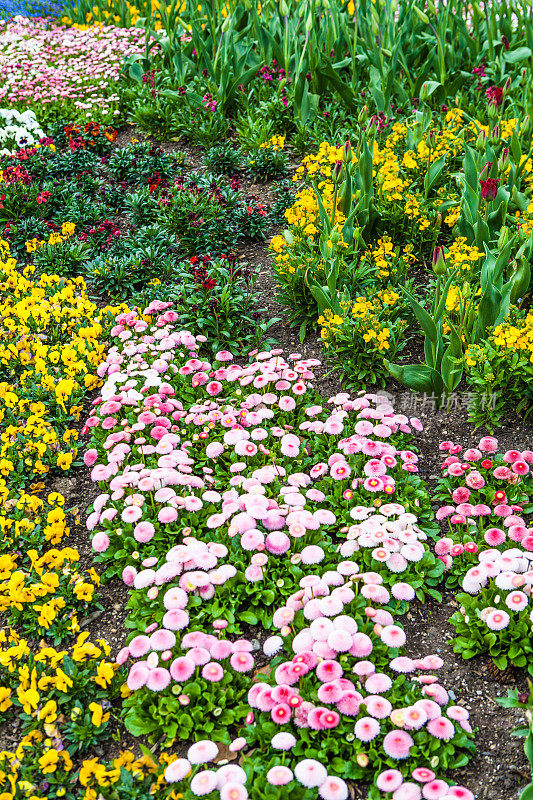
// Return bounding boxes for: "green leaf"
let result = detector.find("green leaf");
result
[239,611,258,625]
[124,710,157,737]
[441,323,463,392]
[419,80,442,99]
[475,282,501,342]
[127,61,144,84]
[524,732,533,769]
[401,287,438,344]
[504,46,532,62]
[424,154,446,196]
[519,784,533,800]
[384,361,443,395]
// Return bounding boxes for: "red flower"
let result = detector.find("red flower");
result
[479,178,500,200]
[485,85,504,106]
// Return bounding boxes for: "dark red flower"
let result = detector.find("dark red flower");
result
[485,85,504,106]
[479,178,500,200]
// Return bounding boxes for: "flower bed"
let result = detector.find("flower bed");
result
[77,302,474,797]
[0,17,145,123]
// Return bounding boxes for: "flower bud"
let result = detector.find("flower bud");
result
[498,147,510,171]
[475,129,487,149]
[333,159,343,180]
[432,246,447,275]
[342,140,352,164]
[504,77,511,93]
[489,124,500,145]
[366,118,378,137]
[358,105,369,125]
[357,753,369,767]
[413,5,430,23]
[480,161,493,179]
[329,226,341,246]
[420,83,430,102]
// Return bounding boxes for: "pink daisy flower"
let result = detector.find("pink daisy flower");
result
[485,609,510,630]
[380,625,406,648]
[393,783,422,800]
[267,766,293,785]
[365,695,393,718]
[271,703,292,724]
[190,770,218,795]
[391,583,415,601]
[170,656,195,682]
[187,740,219,764]
[271,732,296,750]
[376,769,404,792]
[421,780,450,799]
[318,776,349,800]
[365,672,392,693]
[427,717,455,740]
[382,730,414,759]
[220,784,248,800]
[355,716,381,742]
[446,788,474,800]
[412,767,435,782]
[202,662,224,682]
[231,652,254,672]
[505,591,528,612]
[294,759,328,788]
[164,758,192,782]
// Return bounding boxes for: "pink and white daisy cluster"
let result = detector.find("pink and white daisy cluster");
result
[434,438,533,571]
[0,17,145,119]
[83,301,473,797]
[432,437,533,670]
[123,625,254,694]
[339,504,430,578]
[164,740,351,800]
[249,568,473,777]
[375,768,474,799]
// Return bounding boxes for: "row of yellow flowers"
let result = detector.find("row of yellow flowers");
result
[0,236,183,795]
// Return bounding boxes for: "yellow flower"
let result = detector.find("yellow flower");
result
[0,686,12,712]
[56,452,73,470]
[89,701,109,728]
[79,758,110,787]
[93,661,115,688]
[74,582,94,602]
[17,687,39,714]
[39,749,59,774]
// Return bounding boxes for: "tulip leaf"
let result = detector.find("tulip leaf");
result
[503,46,532,62]
[384,361,442,395]
[400,287,438,345]
[424,155,446,196]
